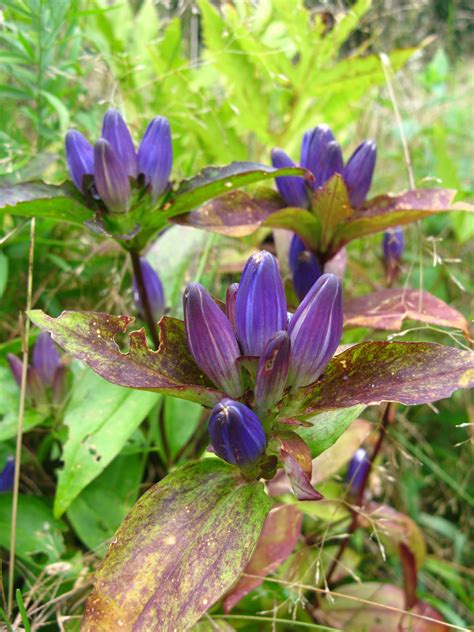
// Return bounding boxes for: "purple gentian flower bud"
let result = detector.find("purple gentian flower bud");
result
[138,116,173,202]
[208,399,266,466]
[300,124,336,189]
[184,283,243,397]
[346,448,370,497]
[255,331,291,412]
[382,227,404,264]
[101,109,138,178]
[226,283,239,331]
[93,139,131,213]
[32,332,60,387]
[271,149,308,208]
[344,140,377,207]
[7,353,23,388]
[132,258,165,324]
[289,234,322,301]
[288,273,343,387]
[0,457,14,493]
[235,251,287,356]
[65,130,94,192]
[318,140,344,189]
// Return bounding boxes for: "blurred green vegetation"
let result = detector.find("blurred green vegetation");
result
[0,0,472,629]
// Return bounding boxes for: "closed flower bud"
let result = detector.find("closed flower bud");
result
[225,283,239,331]
[346,448,370,497]
[382,227,404,264]
[271,149,308,208]
[236,251,287,356]
[344,140,376,207]
[101,109,138,178]
[255,331,291,411]
[33,332,60,386]
[208,399,266,466]
[0,457,14,493]
[318,140,344,189]
[65,130,94,192]
[289,234,322,301]
[132,258,165,324]
[184,283,243,397]
[7,353,23,388]
[93,139,131,213]
[288,273,343,387]
[300,124,336,189]
[138,116,173,202]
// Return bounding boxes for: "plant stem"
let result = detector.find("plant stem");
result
[323,402,394,586]
[129,250,160,350]
[8,218,36,617]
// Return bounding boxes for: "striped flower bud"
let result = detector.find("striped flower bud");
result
[138,116,173,202]
[184,283,243,397]
[32,332,60,387]
[300,124,336,189]
[235,251,287,356]
[93,139,131,213]
[288,273,343,387]
[65,130,94,192]
[382,227,404,264]
[208,399,266,466]
[271,149,308,208]
[225,283,239,331]
[0,457,14,493]
[318,140,344,188]
[255,331,291,411]
[346,448,370,497]
[132,258,165,324]
[289,234,322,301]
[101,109,138,178]
[344,140,376,207]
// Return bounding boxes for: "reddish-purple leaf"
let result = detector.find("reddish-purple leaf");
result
[298,341,474,415]
[319,582,448,631]
[223,504,302,613]
[82,459,272,631]
[332,188,464,254]
[28,310,224,407]
[344,289,470,335]
[280,450,323,501]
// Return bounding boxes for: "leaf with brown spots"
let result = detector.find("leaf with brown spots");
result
[223,504,302,613]
[298,341,474,416]
[82,459,272,631]
[28,310,224,407]
[344,288,470,335]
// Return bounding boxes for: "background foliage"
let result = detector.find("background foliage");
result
[0,0,472,629]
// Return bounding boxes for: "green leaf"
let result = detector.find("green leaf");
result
[81,459,272,631]
[0,494,65,565]
[163,162,306,219]
[300,342,474,415]
[262,207,321,251]
[0,363,48,441]
[0,181,94,225]
[297,406,366,458]
[54,367,158,517]
[311,174,352,251]
[0,251,8,298]
[67,452,144,555]
[28,310,224,408]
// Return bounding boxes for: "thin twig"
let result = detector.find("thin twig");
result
[129,250,160,349]
[8,217,36,617]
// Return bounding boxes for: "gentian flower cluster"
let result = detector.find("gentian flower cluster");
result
[7,332,65,406]
[272,125,376,300]
[183,250,343,469]
[65,109,172,213]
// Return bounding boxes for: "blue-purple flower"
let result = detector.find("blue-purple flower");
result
[184,251,343,410]
[382,227,404,284]
[132,258,165,324]
[65,109,172,213]
[346,448,370,498]
[289,235,322,302]
[208,399,266,466]
[271,124,376,209]
[0,457,14,493]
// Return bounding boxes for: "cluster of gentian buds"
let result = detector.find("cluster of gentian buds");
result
[382,227,404,285]
[7,332,65,407]
[132,257,165,324]
[272,125,377,300]
[65,109,172,214]
[183,250,343,468]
